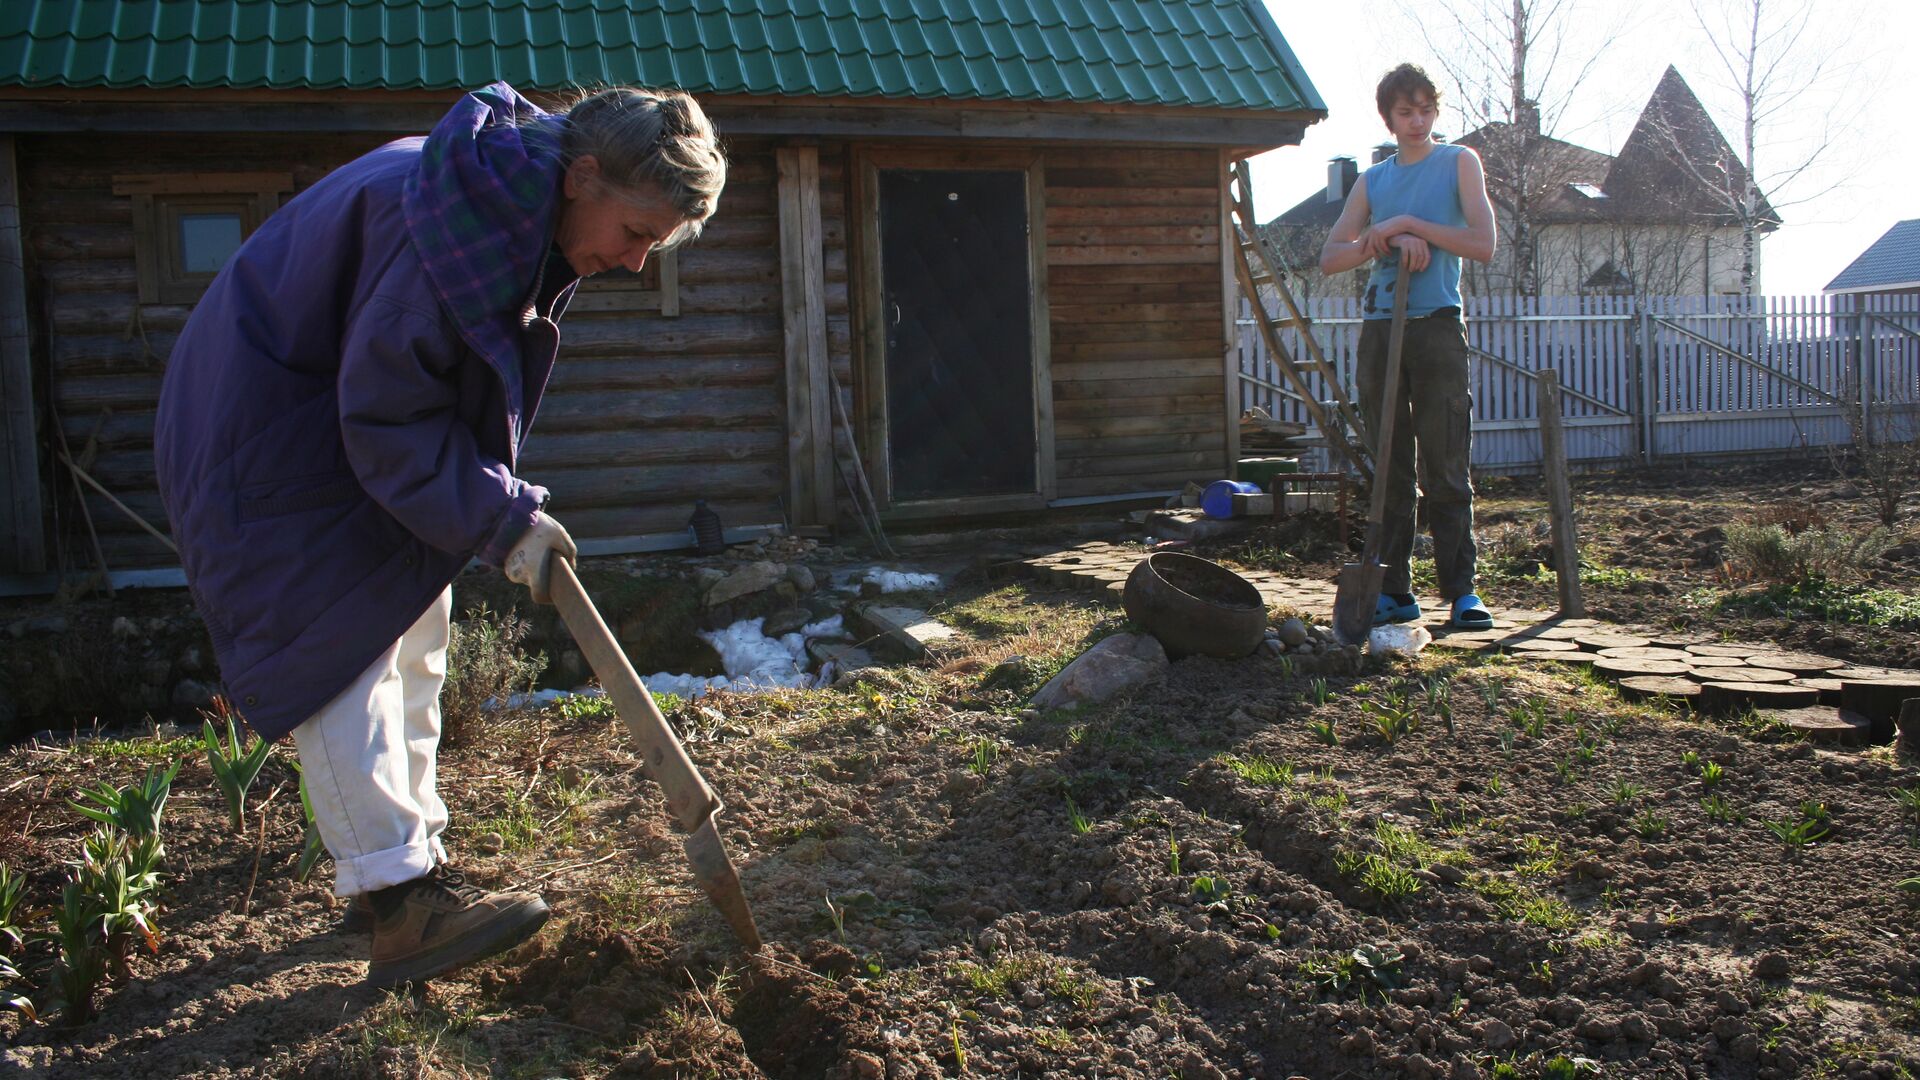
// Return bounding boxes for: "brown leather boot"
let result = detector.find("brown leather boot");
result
[341,893,376,933]
[365,866,549,988]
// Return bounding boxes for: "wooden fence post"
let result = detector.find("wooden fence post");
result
[1537,369,1585,617]
[0,134,48,574]
[1636,301,1657,465]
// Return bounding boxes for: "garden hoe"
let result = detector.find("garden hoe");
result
[1332,261,1412,646]
[547,555,764,952]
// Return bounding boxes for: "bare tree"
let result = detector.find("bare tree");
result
[1412,0,1638,296]
[1656,0,1859,293]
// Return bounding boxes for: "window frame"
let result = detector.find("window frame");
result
[566,249,680,316]
[113,173,291,304]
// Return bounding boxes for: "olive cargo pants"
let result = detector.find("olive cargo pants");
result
[1355,312,1478,600]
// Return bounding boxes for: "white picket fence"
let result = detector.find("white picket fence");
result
[1235,292,1920,472]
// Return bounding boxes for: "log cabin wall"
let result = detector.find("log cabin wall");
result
[1043,145,1229,499]
[19,133,828,570]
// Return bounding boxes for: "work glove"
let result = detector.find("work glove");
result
[504,511,577,605]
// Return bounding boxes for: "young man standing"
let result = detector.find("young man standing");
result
[1320,63,1498,628]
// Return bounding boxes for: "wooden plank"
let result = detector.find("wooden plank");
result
[0,136,46,573]
[1045,224,1218,246]
[1052,281,1222,304]
[1055,412,1224,438]
[1052,376,1220,399]
[851,148,891,505]
[1047,205,1219,226]
[1055,469,1212,498]
[1054,394,1220,419]
[111,171,291,195]
[1053,339,1222,362]
[1028,156,1056,503]
[1046,167,1219,189]
[1052,356,1221,379]
[1218,153,1239,476]
[1046,244,1217,266]
[544,355,782,392]
[1537,368,1585,617]
[1057,451,1222,479]
[535,388,782,428]
[531,461,784,505]
[1049,263,1220,285]
[1051,320,1221,344]
[1049,301,1221,325]
[518,428,785,470]
[1046,186,1219,207]
[1057,431,1224,458]
[776,145,837,528]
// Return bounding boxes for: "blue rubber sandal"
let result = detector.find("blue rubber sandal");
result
[1374,594,1422,625]
[1451,594,1494,628]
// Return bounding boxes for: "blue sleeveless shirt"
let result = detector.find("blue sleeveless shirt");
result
[1362,142,1467,319]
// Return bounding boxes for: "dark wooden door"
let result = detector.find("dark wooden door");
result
[879,169,1035,501]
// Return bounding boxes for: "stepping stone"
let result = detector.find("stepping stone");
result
[1697,681,1820,714]
[1578,632,1653,651]
[1685,655,1747,668]
[1594,656,1692,678]
[851,605,958,659]
[1550,618,1603,627]
[1510,638,1580,652]
[1513,650,1602,666]
[1650,633,1714,647]
[1617,675,1702,702]
[1790,678,1844,706]
[1743,651,1845,675]
[1686,642,1762,658]
[1597,646,1695,662]
[1756,706,1872,746]
[1698,667,1797,684]
[1509,625,1589,641]
[1430,636,1498,652]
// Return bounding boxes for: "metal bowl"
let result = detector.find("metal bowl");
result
[1122,552,1267,659]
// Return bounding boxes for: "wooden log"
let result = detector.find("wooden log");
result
[1840,679,1920,743]
[1757,707,1871,746]
[1577,632,1653,651]
[1685,642,1763,658]
[1053,376,1219,400]
[1616,676,1702,703]
[1511,650,1601,667]
[1697,681,1820,714]
[1694,667,1797,684]
[546,356,782,392]
[1594,657,1693,679]
[1741,651,1845,674]
[1596,646,1694,662]
[1536,369,1584,617]
[1508,638,1580,652]
[1790,677,1845,706]
[1056,431,1224,459]
[1055,412,1223,438]
[1898,699,1920,762]
[1685,655,1747,669]
[535,388,782,428]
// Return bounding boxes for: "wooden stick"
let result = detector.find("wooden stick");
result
[828,373,895,557]
[57,452,179,555]
[1537,369,1586,617]
[49,419,113,597]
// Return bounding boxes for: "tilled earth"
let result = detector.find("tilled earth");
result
[3,464,1919,1080]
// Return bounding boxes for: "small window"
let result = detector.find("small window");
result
[569,250,680,316]
[1569,182,1608,200]
[114,173,291,304]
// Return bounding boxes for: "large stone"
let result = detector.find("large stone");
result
[1143,508,1247,542]
[705,561,786,608]
[1029,633,1169,711]
[763,606,811,637]
[851,605,957,659]
[787,563,816,593]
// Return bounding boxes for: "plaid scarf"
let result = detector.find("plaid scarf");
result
[403,82,567,417]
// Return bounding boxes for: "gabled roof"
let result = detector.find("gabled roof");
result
[0,0,1325,115]
[1452,122,1614,223]
[1824,219,1920,294]
[1603,66,1778,229]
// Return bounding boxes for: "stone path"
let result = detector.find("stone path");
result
[1009,540,1920,746]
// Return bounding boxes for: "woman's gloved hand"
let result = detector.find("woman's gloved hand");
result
[504,512,577,604]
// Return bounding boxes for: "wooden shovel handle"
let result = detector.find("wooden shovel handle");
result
[1359,261,1412,564]
[548,555,721,833]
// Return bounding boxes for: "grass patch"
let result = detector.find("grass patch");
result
[89,734,200,761]
[1467,872,1580,931]
[1714,579,1920,629]
[953,951,1101,1009]
[1219,753,1294,787]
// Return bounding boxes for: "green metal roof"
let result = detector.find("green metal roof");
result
[0,0,1323,115]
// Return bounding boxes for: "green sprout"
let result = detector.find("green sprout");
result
[1065,795,1092,836]
[203,710,274,832]
[1309,716,1339,746]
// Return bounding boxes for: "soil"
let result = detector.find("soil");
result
[3,464,1919,1079]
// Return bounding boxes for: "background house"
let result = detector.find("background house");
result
[1261,66,1774,302]
[1824,219,1920,311]
[0,0,1325,581]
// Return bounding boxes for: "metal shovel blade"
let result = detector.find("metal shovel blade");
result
[548,556,764,952]
[1332,559,1385,646]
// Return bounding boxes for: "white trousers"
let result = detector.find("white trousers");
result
[291,587,452,897]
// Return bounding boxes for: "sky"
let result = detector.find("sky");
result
[1247,0,1913,296]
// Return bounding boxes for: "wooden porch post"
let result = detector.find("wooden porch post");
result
[776,144,836,528]
[0,135,48,573]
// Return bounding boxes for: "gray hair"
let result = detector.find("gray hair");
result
[560,87,726,248]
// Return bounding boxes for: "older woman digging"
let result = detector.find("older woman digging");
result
[153,83,725,987]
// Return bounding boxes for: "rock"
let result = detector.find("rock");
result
[1145,508,1247,542]
[851,605,958,659]
[1729,1033,1760,1061]
[781,564,814,594]
[1257,639,1285,658]
[171,679,218,710]
[476,831,506,855]
[1619,1014,1657,1042]
[694,566,728,589]
[1753,952,1791,979]
[7,615,69,638]
[1276,617,1309,647]
[111,616,139,639]
[762,606,811,637]
[845,1051,885,1079]
[706,561,785,607]
[983,655,1035,690]
[1432,863,1465,884]
[1479,1019,1516,1050]
[812,641,876,674]
[1029,634,1170,711]
[975,928,1006,955]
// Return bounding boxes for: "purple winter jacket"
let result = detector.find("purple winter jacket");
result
[154,86,579,740]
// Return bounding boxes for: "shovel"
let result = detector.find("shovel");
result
[1332,260,1412,646]
[547,555,763,952]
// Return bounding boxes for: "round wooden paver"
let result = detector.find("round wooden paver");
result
[1685,654,1747,668]
[1429,636,1498,652]
[1791,678,1845,705]
[1756,706,1872,745]
[1650,633,1715,647]
[1698,680,1821,714]
[1829,665,1906,680]
[1742,651,1845,675]
[1512,650,1602,666]
[1594,657,1693,679]
[1685,642,1762,658]
[1596,646,1696,662]
[1508,625,1590,641]
[1696,666,1797,684]
[1617,675,1702,701]
[1509,638,1581,652]
[1840,678,1920,727]
[1578,632,1654,651]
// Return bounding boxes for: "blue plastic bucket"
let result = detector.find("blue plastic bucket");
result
[1201,480,1262,519]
